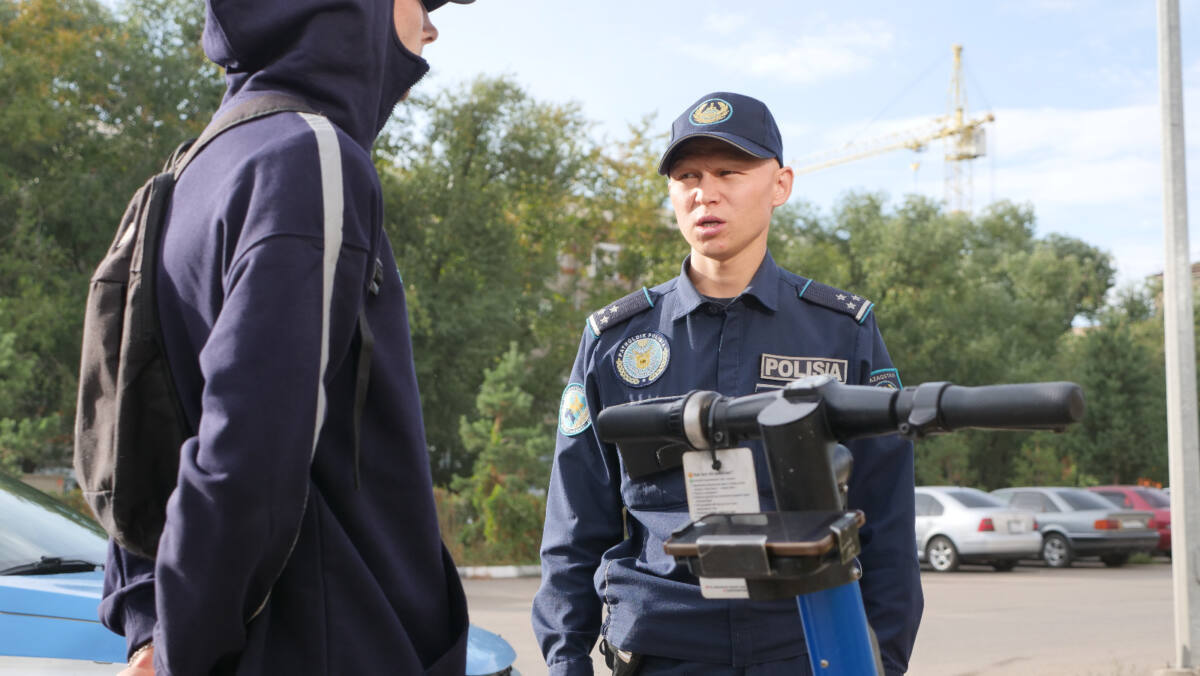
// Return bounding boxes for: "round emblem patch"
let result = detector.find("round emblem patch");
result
[690,98,733,126]
[558,383,591,436]
[615,332,671,387]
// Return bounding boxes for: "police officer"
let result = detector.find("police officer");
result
[532,92,923,675]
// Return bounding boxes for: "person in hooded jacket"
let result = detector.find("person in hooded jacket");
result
[101,0,475,674]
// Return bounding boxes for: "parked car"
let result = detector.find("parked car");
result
[1088,485,1171,555]
[0,473,518,675]
[0,472,123,673]
[915,486,1041,572]
[991,486,1158,568]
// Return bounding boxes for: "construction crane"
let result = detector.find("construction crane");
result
[792,44,994,214]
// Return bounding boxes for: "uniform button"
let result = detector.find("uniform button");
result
[705,304,721,315]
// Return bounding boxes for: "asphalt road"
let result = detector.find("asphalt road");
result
[463,559,1175,675]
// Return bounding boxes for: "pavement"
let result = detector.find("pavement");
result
[464,558,1176,675]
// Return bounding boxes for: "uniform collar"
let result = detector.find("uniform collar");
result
[671,252,782,321]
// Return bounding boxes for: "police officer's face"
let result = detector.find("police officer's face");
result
[667,139,793,265]
[393,0,439,57]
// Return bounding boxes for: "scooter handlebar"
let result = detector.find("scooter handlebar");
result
[933,381,1084,433]
[596,378,1084,449]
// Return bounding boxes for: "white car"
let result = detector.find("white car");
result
[915,486,1041,572]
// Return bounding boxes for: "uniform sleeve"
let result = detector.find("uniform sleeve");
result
[149,139,367,674]
[848,315,924,675]
[531,334,624,676]
[99,540,157,659]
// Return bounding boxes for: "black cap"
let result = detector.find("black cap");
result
[658,92,783,175]
[422,0,474,11]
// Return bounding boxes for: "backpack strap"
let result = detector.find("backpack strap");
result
[352,259,384,489]
[174,95,377,490]
[173,93,320,179]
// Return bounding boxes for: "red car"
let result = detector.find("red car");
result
[1088,486,1171,555]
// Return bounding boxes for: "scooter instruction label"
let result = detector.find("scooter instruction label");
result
[682,447,760,599]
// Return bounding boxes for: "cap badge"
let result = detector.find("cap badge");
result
[690,98,732,126]
[558,383,591,436]
[615,332,671,387]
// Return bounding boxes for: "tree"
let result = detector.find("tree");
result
[1030,285,1169,485]
[1066,318,1167,483]
[0,0,220,473]
[450,343,553,563]
[770,194,1115,488]
[379,76,678,483]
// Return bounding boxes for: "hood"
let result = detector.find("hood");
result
[203,0,429,149]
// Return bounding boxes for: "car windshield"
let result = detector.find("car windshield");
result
[945,489,1005,508]
[0,473,107,572]
[1136,488,1170,508]
[1055,488,1117,511]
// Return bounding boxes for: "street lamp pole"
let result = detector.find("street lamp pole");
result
[1156,1,1200,674]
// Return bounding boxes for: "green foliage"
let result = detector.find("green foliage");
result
[1068,320,1166,483]
[1035,298,1168,485]
[381,77,597,481]
[771,194,1118,488]
[0,0,220,473]
[380,78,679,483]
[1010,436,1081,486]
[450,343,552,564]
[0,0,1181,515]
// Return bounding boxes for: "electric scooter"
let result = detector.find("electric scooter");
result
[594,375,1084,675]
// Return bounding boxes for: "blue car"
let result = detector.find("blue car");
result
[0,473,516,675]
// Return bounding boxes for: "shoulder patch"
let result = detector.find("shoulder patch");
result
[797,279,873,324]
[587,287,655,337]
[867,368,902,390]
[558,383,591,436]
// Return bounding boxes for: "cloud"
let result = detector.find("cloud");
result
[675,20,896,85]
[991,105,1158,161]
[993,156,1160,205]
[800,100,1199,205]
[704,12,747,35]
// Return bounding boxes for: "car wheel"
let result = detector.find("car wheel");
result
[991,560,1018,572]
[1100,553,1129,568]
[926,536,960,572]
[1042,533,1073,568]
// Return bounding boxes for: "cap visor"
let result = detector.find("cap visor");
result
[657,132,776,175]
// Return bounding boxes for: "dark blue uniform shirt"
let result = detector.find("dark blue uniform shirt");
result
[533,253,923,675]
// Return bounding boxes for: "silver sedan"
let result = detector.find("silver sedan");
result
[991,486,1158,568]
[915,486,1041,572]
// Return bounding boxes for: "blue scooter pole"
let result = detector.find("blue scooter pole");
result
[797,581,878,675]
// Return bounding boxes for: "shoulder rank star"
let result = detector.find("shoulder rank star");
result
[587,287,654,337]
[799,280,874,324]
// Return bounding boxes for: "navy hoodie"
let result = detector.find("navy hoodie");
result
[98,1,469,674]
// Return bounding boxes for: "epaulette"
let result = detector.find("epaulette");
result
[587,287,655,337]
[797,279,874,324]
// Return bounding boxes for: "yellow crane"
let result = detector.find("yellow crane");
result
[792,44,994,214]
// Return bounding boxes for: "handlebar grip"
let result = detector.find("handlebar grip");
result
[938,382,1084,431]
[595,395,687,444]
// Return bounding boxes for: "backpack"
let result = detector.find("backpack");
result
[72,94,372,560]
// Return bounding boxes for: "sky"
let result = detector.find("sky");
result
[422,0,1200,290]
